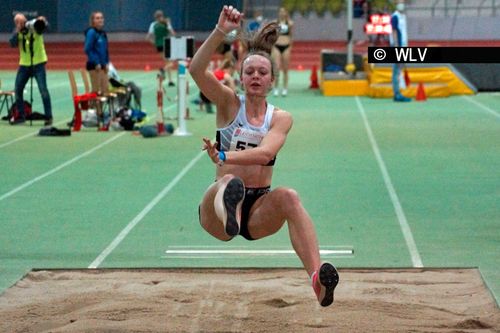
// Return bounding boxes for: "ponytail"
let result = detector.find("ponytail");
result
[240,22,280,78]
[244,22,279,54]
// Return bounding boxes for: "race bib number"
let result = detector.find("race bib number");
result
[230,127,265,151]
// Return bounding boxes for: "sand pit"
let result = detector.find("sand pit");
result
[0,268,498,332]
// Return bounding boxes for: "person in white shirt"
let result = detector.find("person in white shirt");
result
[189,5,339,307]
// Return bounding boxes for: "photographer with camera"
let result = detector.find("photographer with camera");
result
[9,13,52,125]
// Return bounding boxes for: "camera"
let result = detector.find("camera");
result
[24,18,47,34]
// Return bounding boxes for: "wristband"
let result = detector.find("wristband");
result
[217,151,226,166]
[214,24,227,36]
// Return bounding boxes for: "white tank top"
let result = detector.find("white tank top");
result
[216,95,276,165]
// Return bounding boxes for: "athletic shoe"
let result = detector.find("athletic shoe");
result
[282,89,288,97]
[394,94,411,102]
[312,262,339,307]
[273,88,279,97]
[214,177,245,236]
[168,81,175,87]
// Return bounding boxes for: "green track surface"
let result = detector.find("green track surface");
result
[0,70,498,305]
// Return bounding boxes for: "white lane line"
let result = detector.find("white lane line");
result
[355,97,423,268]
[0,93,75,149]
[0,118,72,149]
[88,149,205,269]
[0,73,167,149]
[0,133,125,202]
[2,79,73,92]
[164,249,353,256]
[2,87,198,202]
[166,244,353,248]
[2,71,152,91]
[462,95,500,119]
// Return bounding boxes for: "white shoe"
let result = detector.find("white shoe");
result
[282,89,288,96]
[273,88,279,97]
[214,177,245,237]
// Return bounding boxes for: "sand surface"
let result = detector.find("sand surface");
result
[0,268,498,332]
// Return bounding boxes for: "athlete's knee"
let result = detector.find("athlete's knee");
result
[217,173,239,186]
[220,173,234,181]
[274,187,302,211]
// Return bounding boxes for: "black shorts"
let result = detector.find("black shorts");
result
[156,45,164,53]
[198,186,271,241]
[86,62,105,71]
[275,44,290,54]
[239,187,271,240]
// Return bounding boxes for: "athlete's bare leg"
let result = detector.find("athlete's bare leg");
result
[271,47,281,94]
[199,174,238,241]
[89,68,108,118]
[245,187,340,306]
[281,47,291,93]
[246,187,321,276]
[163,60,174,84]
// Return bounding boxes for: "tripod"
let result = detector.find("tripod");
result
[28,32,34,126]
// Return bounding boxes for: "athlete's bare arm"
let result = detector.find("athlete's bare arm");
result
[203,110,293,166]
[189,6,243,127]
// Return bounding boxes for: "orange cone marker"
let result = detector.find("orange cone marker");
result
[416,82,427,101]
[310,65,319,89]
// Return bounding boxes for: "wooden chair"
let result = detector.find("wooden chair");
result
[79,68,125,95]
[68,71,99,131]
[0,79,15,118]
[80,68,92,94]
[79,68,122,98]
